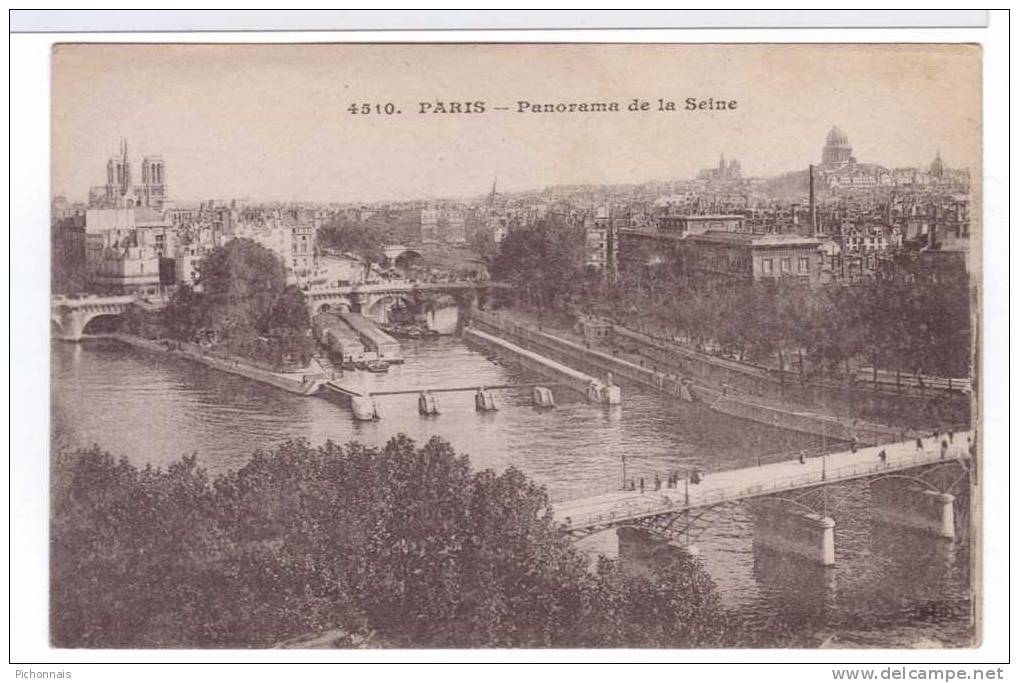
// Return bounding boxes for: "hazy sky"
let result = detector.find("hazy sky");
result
[52,43,981,203]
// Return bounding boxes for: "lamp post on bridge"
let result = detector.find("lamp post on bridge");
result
[821,417,828,481]
[621,454,627,491]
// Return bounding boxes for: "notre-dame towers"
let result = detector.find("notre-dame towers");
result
[92,138,167,210]
[140,156,166,208]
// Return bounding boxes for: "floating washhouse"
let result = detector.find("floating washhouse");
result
[338,311,403,363]
[312,311,367,364]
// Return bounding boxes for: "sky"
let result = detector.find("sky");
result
[51,43,981,203]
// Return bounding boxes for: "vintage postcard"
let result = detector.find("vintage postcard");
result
[49,43,980,649]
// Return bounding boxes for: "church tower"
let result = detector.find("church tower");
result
[929,150,945,178]
[141,155,167,209]
[105,138,132,204]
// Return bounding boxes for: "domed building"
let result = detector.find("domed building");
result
[817,126,890,189]
[821,126,853,167]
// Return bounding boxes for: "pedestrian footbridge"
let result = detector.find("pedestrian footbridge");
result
[553,431,974,565]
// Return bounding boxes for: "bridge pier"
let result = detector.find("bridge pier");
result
[52,314,86,341]
[749,501,835,567]
[350,395,379,421]
[870,479,956,540]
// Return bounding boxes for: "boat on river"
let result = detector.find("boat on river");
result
[365,360,390,373]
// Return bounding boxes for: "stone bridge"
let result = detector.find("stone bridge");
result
[382,244,423,266]
[303,280,512,321]
[51,295,138,341]
[51,280,512,341]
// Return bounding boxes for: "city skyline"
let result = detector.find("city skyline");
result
[52,43,980,203]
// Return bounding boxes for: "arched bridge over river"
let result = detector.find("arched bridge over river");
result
[51,295,138,341]
[304,280,512,319]
[51,281,512,341]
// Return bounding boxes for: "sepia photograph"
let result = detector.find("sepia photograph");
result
[46,41,982,652]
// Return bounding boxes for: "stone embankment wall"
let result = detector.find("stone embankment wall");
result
[463,326,616,403]
[90,334,326,396]
[469,310,902,444]
[610,325,970,427]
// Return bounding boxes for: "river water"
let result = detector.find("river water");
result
[50,337,975,648]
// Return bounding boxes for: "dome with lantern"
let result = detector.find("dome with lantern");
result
[822,126,853,167]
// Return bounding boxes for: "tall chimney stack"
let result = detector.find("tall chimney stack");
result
[808,164,817,237]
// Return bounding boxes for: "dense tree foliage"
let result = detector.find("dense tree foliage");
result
[162,239,315,368]
[490,219,590,309]
[606,266,972,380]
[488,220,971,381]
[318,218,388,269]
[51,221,87,295]
[51,437,734,648]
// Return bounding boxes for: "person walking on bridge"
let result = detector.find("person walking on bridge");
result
[639,477,645,494]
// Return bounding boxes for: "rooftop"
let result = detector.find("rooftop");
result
[685,230,822,248]
[661,214,744,220]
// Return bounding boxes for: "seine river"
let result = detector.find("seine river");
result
[51,337,974,648]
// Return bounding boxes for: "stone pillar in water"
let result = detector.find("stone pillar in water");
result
[749,501,836,567]
[871,478,956,540]
[350,395,378,421]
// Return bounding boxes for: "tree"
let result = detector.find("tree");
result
[491,219,586,310]
[198,238,288,333]
[261,284,310,335]
[150,241,317,368]
[318,218,387,276]
[51,436,734,649]
[163,284,208,342]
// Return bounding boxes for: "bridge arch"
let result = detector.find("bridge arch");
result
[650,503,739,544]
[314,300,351,315]
[751,495,822,517]
[392,250,424,269]
[788,466,969,516]
[308,296,353,317]
[383,244,423,265]
[365,293,414,322]
[80,311,127,335]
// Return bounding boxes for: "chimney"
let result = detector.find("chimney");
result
[808,164,817,237]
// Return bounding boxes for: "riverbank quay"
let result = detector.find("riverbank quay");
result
[469,309,909,444]
[81,333,328,396]
[463,326,619,404]
[609,324,970,427]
